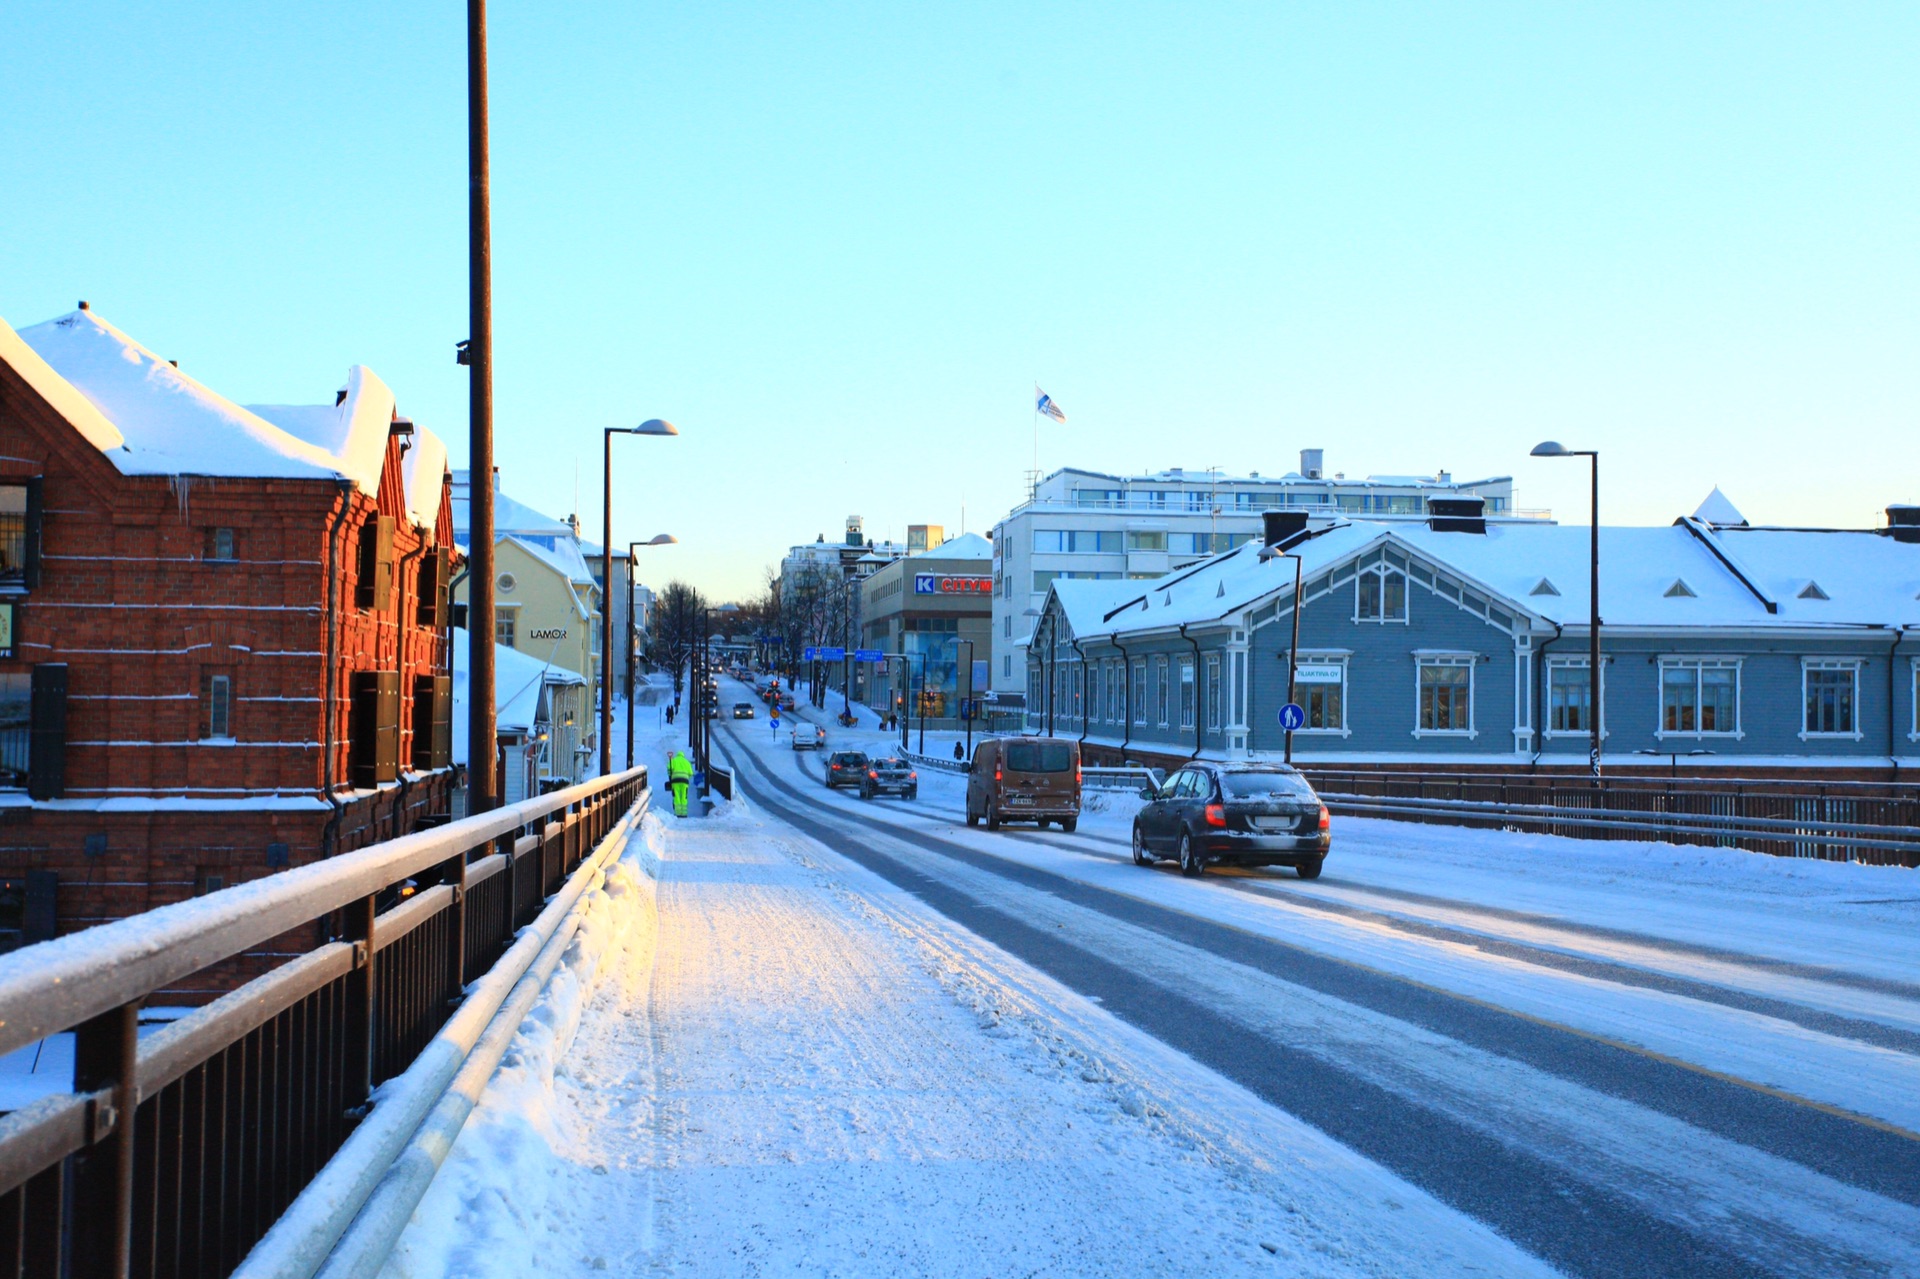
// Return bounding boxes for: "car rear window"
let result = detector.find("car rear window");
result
[875,758,906,769]
[1005,741,1073,773]
[832,752,867,766]
[1220,770,1316,800]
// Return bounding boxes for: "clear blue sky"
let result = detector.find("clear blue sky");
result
[3,3,1915,598]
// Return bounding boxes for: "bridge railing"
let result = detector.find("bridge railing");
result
[0,766,648,1279]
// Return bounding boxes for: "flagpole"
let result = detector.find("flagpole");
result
[1031,382,1040,502]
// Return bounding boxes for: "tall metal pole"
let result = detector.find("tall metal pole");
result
[625,545,637,770]
[1589,453,1602,784]
[599,430,613,774]
[957,638,975,758]
[917,651,927,755]
[1284,553,1302,765]
[465,0,497,813]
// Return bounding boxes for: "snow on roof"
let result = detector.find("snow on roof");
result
[0,312,126,453]
[449,471,573,543]
[911,531,992,560]
[1051,515,1920,642]
[503,533,597,589]
[250,366,449,532]
[14,308,349,482]
[1693,486,1748,526]
[451,628,585,761]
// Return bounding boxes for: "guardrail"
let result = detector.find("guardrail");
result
[1304,768,1920,866]
[0,766,648,1279]
[1084,766,1164,793]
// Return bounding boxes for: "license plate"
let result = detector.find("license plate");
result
[1251,816,1297,831]
[1007,796,1032,805]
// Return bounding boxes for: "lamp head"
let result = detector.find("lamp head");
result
[647,533,678,545]
[1530,440,1570,457]
[633,418,678,436]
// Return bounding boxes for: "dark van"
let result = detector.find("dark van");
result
[965,737,1081,832]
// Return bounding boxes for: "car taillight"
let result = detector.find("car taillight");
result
[1318,806,1331,830]
[1076,768,1083,786]
[908,771,917,780]
[868,770,878,779]
[831,764,840,771]
[994,768,1002,781]
[1204,803,1226,828]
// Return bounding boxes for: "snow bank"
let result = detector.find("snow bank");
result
[374,815,664,1279]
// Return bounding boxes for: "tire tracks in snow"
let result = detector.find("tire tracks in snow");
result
[717,725,1920,1279]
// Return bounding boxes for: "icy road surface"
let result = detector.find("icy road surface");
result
[385,676,1920,1278]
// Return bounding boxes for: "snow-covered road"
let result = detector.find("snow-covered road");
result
[384,675,1920,1278]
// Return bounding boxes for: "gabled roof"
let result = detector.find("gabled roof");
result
[452,628,586,759]
[449,471,574,544]
[4,308,446,529]
[1038,514,1920,643]
[911,531,991,560]
[1693,486,1748,526]
[503,534,597,589]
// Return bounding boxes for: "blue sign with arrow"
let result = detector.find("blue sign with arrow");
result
[854,649,886,662]
[817,646,847,661]
[1278,702,1307,731]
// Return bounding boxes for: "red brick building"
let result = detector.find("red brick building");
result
[0,305,457,967]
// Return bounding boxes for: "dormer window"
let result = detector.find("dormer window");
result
[1797,582,1829,601]
[1356,565,1409,621]
[1529,578,1560,597]
[1664,579,1697,598]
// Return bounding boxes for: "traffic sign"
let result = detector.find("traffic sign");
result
[802,646,817,662]
[1278,702,1307,732]
[853,649,885,663]
[817,646,847,661]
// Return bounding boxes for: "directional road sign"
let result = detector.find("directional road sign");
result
[817,646,847,661]
[853,649,886,663]
[802,646,817,662]
[1278,702,1307,732]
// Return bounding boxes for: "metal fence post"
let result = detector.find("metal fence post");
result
[70,1001,139,1279]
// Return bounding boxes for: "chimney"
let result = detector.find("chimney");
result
[1428,496,1487,534]
[491,466,500,492]
[1263,510,1309,546]
[78,300,90,311]
[1887,505,1920,544]
[335,388,349,406]
[1300,449,1324,480]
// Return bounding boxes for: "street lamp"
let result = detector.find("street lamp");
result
[1258,543,1305,765]
[602,419,678,775]
[1531,441,1601,782]
[955,637,976,759]
[625,534,678,770]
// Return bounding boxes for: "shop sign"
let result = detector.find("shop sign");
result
[0,602,13,658]
[529,626,569,641]
[1294,663,1343,683]
[914,574,992,595]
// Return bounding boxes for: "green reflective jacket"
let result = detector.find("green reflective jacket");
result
[668,752,694,782]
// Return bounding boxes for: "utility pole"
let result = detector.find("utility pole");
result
[465,0,497,813]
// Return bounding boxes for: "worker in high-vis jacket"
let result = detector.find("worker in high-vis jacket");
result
[667,749,694,818]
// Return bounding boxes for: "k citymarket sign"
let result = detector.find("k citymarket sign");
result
[914,573,992,595]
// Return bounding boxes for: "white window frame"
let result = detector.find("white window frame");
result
[1293,653,1350,737]
[1911,658,1920,743]
[1801,658,1864,741]
[1205,655,1222,730]
[1413,653,1476,738]
[1132,661,1148,725]
[1543,657,1608,739]
[1354,564,1410,624]
[1656,658,1744,741]
[1178,656,1195,729]
[1154,656,1170,726]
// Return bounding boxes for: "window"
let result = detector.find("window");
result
[1356,566,1408,621]
[1125,531,1166,552]
[1417,659,1472,733]
[1154,656,1169,725]
[1205,656,1222,730]
[1186,492,1210,511]
[204,672,233,740]
[1075,489,1121,507]
[349,670,401,787]
[1296,660,1345,732]
[495,613,516,647]
[355,515,396,610]
[411,674,453,770]
[1803,661,1860,738]
[207,527,237,561]
[1660,660,1740,736]
[1002,655,1012,678]
[1033,530,1118,553]
[1004,614,1012,638]
[1547,661,1592,734]
[0,672,29,788]
[1178,657,1195,729]
[0,483,38,588]
[1132,661,1146,724]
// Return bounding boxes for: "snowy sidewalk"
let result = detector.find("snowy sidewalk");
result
[381,795,1545,1279]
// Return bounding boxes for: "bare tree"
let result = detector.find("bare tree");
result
[653,580,707,699]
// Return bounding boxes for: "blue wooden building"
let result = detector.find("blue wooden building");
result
[1023,499,1920,776]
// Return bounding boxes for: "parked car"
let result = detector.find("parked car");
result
[779,693,797,712]
[825,750,869,790]
[792,725,828,751]
[965,737,1080,831]
[1131,762,1330,879]
[861,757,918,801]
[731,702,755,719]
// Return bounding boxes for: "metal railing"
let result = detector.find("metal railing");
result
[0,766,647,1279]
[1303,768,1920,867]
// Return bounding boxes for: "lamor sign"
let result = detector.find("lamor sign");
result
[529,627,569,641]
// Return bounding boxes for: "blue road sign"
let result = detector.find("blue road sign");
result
[802,646,817,662]
[1278,702,1307,731]
[817,646,847,661]
[854,648,886,662]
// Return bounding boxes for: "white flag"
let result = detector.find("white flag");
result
[1035,388,1067,423]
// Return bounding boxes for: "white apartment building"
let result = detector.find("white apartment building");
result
[987,452,1539,693]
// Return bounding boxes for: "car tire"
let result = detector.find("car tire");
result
[986,801,1001,831]
[1131,826,1152,866]
[966,805,979,828]
[1178,831,1203,878]
[861,786,873,801]
[1296,857,1324,880]
[1059,817,1077,834]
[906,789,917,801]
